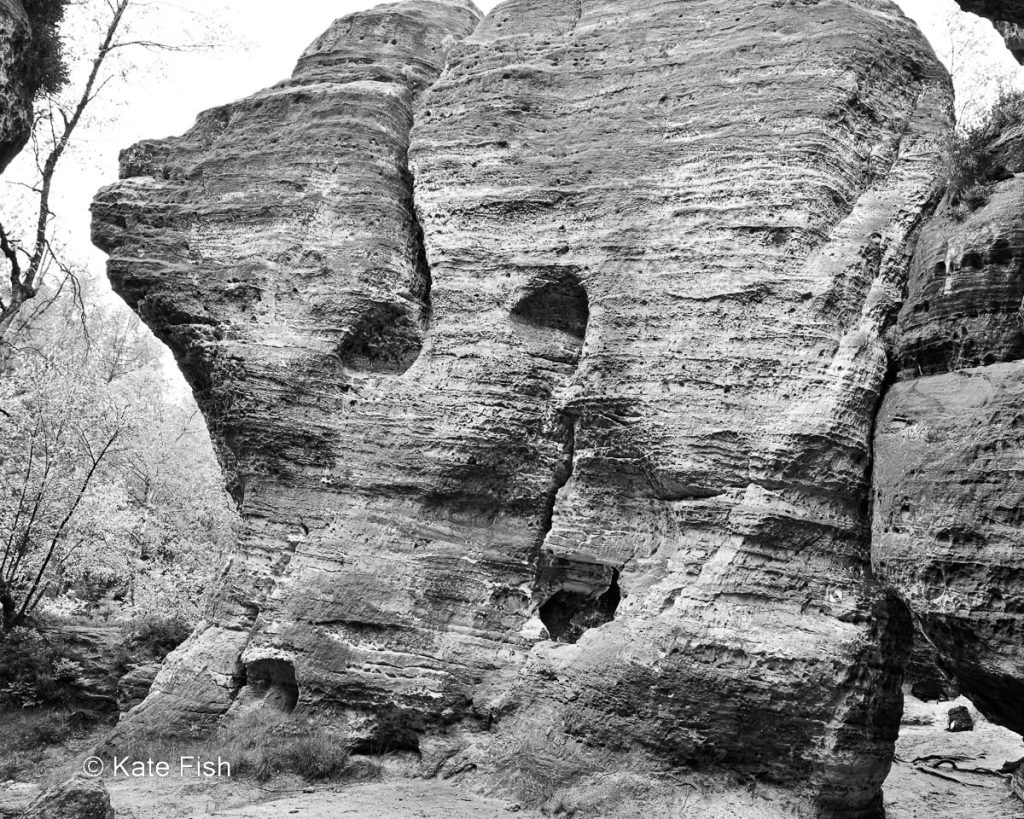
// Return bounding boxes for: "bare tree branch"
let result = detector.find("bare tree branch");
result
[0,0,131,338]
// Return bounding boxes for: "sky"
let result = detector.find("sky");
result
[1,0,1021,360]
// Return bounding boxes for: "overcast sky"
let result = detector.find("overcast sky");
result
[2,0,1022,334]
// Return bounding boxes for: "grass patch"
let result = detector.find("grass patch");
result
[0,708,78,781]
[110,710,383,785]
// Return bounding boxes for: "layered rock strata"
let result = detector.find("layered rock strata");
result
[93,0,952,815]
[0,0,29,172]
[873,122,1024,734]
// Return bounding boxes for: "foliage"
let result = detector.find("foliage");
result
[0,707,77,780]
[110,710,382,784]
[947,89,1024,220]
[128,613,191,660]
[225,711,357,782]
[0,278,236,631]
[21,0,71,98]
[0,627,82,708]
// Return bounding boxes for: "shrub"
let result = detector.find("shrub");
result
[0,627,82,708]
[0,708,76,781]
[947,89,1024,220]
[128,614,191,660]
[220,710,362,783]
[20,0,70,98]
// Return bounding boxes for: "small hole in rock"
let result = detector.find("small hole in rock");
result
[962,251,983,270]
[990,238,1013,267]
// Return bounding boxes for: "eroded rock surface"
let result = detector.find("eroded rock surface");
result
[22,776,115,819]
[873,122,1024,736]
[93,0,952,815]
[0,0,29,172]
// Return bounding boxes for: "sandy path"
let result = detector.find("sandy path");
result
[885,694,1024,819]
[105,777,534,819]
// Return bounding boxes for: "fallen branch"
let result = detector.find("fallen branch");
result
[913,765,986,787]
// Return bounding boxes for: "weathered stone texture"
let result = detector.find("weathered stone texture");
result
[93,0,953,815]
[895,178,1024,378]
[873,96,1024,738]
[874,365,1024,733]
[956,0,1024,26]
[0,0,29,172]
[22,776,115,819]
[995,22,1024,63]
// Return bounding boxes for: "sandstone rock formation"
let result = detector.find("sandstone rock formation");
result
[22,775,115,819]
[0,0,29,172]
[92,0,954,815]
[117,662,160,713]
[870,48,1024,734]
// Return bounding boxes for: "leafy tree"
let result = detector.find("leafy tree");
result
[0,280,236,630]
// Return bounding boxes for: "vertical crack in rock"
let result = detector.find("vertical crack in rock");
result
[407,172,433,329]
[336,165,432,375]
[506,269,619,644]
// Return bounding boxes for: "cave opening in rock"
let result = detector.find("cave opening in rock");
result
[510,272,589,365]
[961,251,984,270]
[539,569,620,644]
[244,658,299,713]
[337,302,424,374]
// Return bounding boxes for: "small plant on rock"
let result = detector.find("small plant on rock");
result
[947,89,1024,220]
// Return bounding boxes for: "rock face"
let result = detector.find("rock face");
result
[0,0,29,172]
[92,0,953,815]
[872,119,1024,736]
[22,776,115,819]
[116,662,160,713]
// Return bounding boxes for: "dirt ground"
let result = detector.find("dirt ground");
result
[885,693,1024,819]
[2,773,536,818]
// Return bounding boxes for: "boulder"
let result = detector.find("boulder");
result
[21,775,114,819]
[947,705,975,733]
[92,0,953,814]
[116,663,160,713]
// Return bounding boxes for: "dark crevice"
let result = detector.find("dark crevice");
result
[408,171,433,323]
[539,568,620,643]
[337,166,432,375]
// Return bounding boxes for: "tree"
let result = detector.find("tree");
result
[0,0,133,338]
[0,281,236,630]
[0,0,219,340]
[0,0,136,337]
